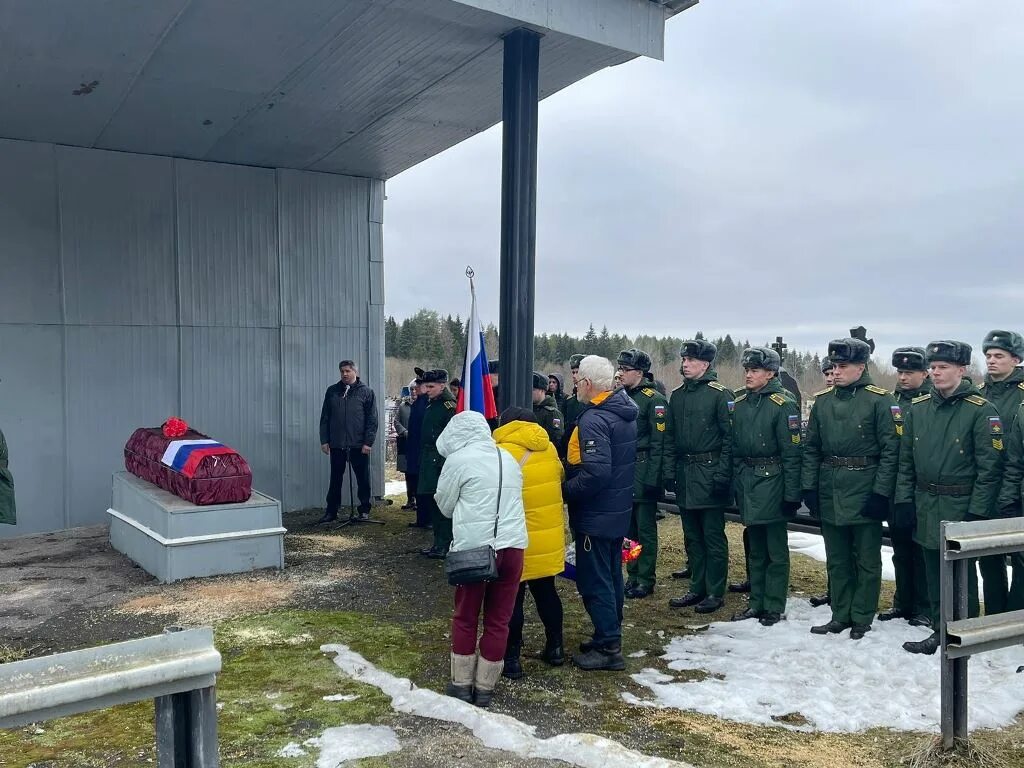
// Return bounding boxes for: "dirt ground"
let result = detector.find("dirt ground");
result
[2,495,1023,768]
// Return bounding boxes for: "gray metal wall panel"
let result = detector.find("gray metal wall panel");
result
[176,160,280,328]
[369,261,385,306]
[65,326,180,528]
[281,326,368,510]
[366,307,386,497]
[0,326,65,535]
[369,179,385,225]
[279,170,371,329]
[180,327,283,501]
[0,141,61,324]
[59,147,177,325]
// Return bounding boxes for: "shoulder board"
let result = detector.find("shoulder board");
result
[543,405,556,411]
[912,393,932,404]
[978,382,986,390]
[734,393,747,403]
[965,394,987,406]
[864,384,889,395]
[444,401,456,410]
[1018,382,1024,391]
[708,381,727,392]
[733,388,745,397]
[769,393,787,406]
[813,386,834,397]
[641,387,656,397]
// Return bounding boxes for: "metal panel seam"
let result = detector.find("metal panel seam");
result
[173,160,183,413]
[54,142,70,530]
[276,168,288,510]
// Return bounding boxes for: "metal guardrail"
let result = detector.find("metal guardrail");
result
[940,518,1024,749]
[0,626,221,767]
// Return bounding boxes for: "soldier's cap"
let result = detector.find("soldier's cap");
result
[926,340,972,367]
[982,330,1024,360]
[820,356,835,374]
[532,371,548,391]
[616,348,653,373]
[488,359,499,374]
[827,337,871,364]
[891,347,927,372]
[420,368,449,384]
[569,353,585,370]
[741,347,781,372]
[679,339,717,363]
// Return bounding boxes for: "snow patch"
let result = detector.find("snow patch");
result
[277,742,307,757]
[628,650,648,658]
[322,644,692,768]
[322,693,361,702]
[788,531,896,581]
[626,598,1024,733]
[278,725,400,765]
[384,480,407,497]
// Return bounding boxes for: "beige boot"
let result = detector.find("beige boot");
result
[473,656,504,708]
[445,652,476,702]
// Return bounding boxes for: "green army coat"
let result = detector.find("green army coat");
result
[979,368,1024,428]
[895,379,1004,549]
[894,384,931,407]
[533,395,565,450]
[731,377,802,526]
[999,402,1024,510]
[417,389,457,495]
[0,428,15,526]
[625,382,668,499]
[663,370,734,509]
[801,370,900,526]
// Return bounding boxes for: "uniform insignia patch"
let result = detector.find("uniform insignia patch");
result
[912,393,932,404]
[654,405,666,417]
[656,423,666,432]
[769,393,786,406]
[994,438,1004,451]
[865,384,889,395]
[791,434,801,444]
[584,439,597,455]
[1018,382,1024,391]
[890,405,903,422]
[444,401,456,410]
[788,414,800,432]
[727,400,735,413]
[990,416,1003,435]
[896,425,904,436]
[641,387,656,397]
[553,418,562,428]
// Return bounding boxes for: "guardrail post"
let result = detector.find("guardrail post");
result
[156,627,219,767]
[940,522,970,750]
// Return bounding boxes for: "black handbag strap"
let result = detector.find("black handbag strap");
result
[493,447,503,540]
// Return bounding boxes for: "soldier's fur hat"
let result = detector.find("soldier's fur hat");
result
[828,338,871,365]
[926,341,972,367]
[891,347,927,372]
[982,330,1024,361]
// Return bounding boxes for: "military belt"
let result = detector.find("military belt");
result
[683,451,718,464]
[823,456,879,468]
[917,481,973,497]
[742,456,781,467]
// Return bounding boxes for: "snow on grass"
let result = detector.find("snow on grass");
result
[384,480,407,497]
[624,598,1024,733]
[788,531,896,581]
[322,693,360,702]
[322,644,692,768]
[277,725,400,766]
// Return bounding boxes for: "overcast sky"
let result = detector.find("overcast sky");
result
[383,1,1024,360]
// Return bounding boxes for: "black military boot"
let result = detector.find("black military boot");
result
[810,620,852,635]
[626,584,655,599]
[728,581,751,594]
[849,623,872,640]
[573,644,626,672]
[668,592,704,608]
[877,607,909,622]
[908,614,932,628]
[540,635,564,667]
[808,593,831,607]
[315,511,339,525]
[694,596,725,614]
[759,612,783,626]
[731,608,760,622]
[502,647,524,680]
[903,631,940,655]
[671,567,691,579]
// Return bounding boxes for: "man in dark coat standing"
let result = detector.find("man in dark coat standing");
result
[563,355,638,671]
[318,360,378,523]
[0,425,15,527]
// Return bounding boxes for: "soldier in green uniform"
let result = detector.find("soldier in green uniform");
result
[615,349,668,599]
[664,339,733,615]
[977,330,1024,612]
[532,371,565,448]
[560,354,586,458]
[802,338,900,640]
[999,403,1024,593]
[878,347,932,626]
[896,341,1004,654]
[729,348,802,625]
[808,356,836,609]
[417,369,458,559]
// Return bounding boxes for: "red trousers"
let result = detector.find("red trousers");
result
[451,548,525,661]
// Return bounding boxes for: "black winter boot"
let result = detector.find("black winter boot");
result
[502,647,524,680]
[540,635,565,667]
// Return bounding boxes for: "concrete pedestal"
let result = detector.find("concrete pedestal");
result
[108,472,284,583]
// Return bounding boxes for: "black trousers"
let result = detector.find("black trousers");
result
[404,473,418,505]
[506,576,564,655]
[326,447,371,515]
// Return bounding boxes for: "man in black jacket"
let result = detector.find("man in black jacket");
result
[318,360,378,523]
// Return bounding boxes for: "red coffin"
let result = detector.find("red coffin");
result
[124,427,253,505]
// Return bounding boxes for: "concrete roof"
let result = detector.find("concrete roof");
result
[0,0,678,179]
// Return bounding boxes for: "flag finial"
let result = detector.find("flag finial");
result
[465,266,475,279]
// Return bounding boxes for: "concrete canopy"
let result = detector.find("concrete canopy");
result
[0,0,675,179]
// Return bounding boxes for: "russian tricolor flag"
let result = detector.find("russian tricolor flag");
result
[457,274,498,420]
[161,439,237,478]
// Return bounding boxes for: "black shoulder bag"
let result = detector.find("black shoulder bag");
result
[444,447,503,586]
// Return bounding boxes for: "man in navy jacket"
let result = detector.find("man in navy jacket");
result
[563,355,638,671]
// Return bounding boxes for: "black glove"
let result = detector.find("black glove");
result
[998,501,1022,519]
[644,484,663,499]
[802,489,819,518]
[664,478,676,495]
[781,500,801,518]
[892,501,917,529]
[860,492,890,521]
[712,478,731,501]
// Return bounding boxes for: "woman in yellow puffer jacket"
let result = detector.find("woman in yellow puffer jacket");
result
[493,407,566,679]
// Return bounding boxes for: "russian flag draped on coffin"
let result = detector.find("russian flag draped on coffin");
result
[456,273,498,420]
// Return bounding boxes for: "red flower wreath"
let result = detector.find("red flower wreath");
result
[162,417,189,438]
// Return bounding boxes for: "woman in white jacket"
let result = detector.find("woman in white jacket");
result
[435,410,528,707]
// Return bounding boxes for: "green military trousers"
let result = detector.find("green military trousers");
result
[747,522,789,615]
[431,502,453,554]
[821,521,882,626]
[680,507,728,599]
[889,526,929,618]
[1008,554,1024,612]
[966,514,1008,614]
[922,547,981,627]
[627,500,659,589]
